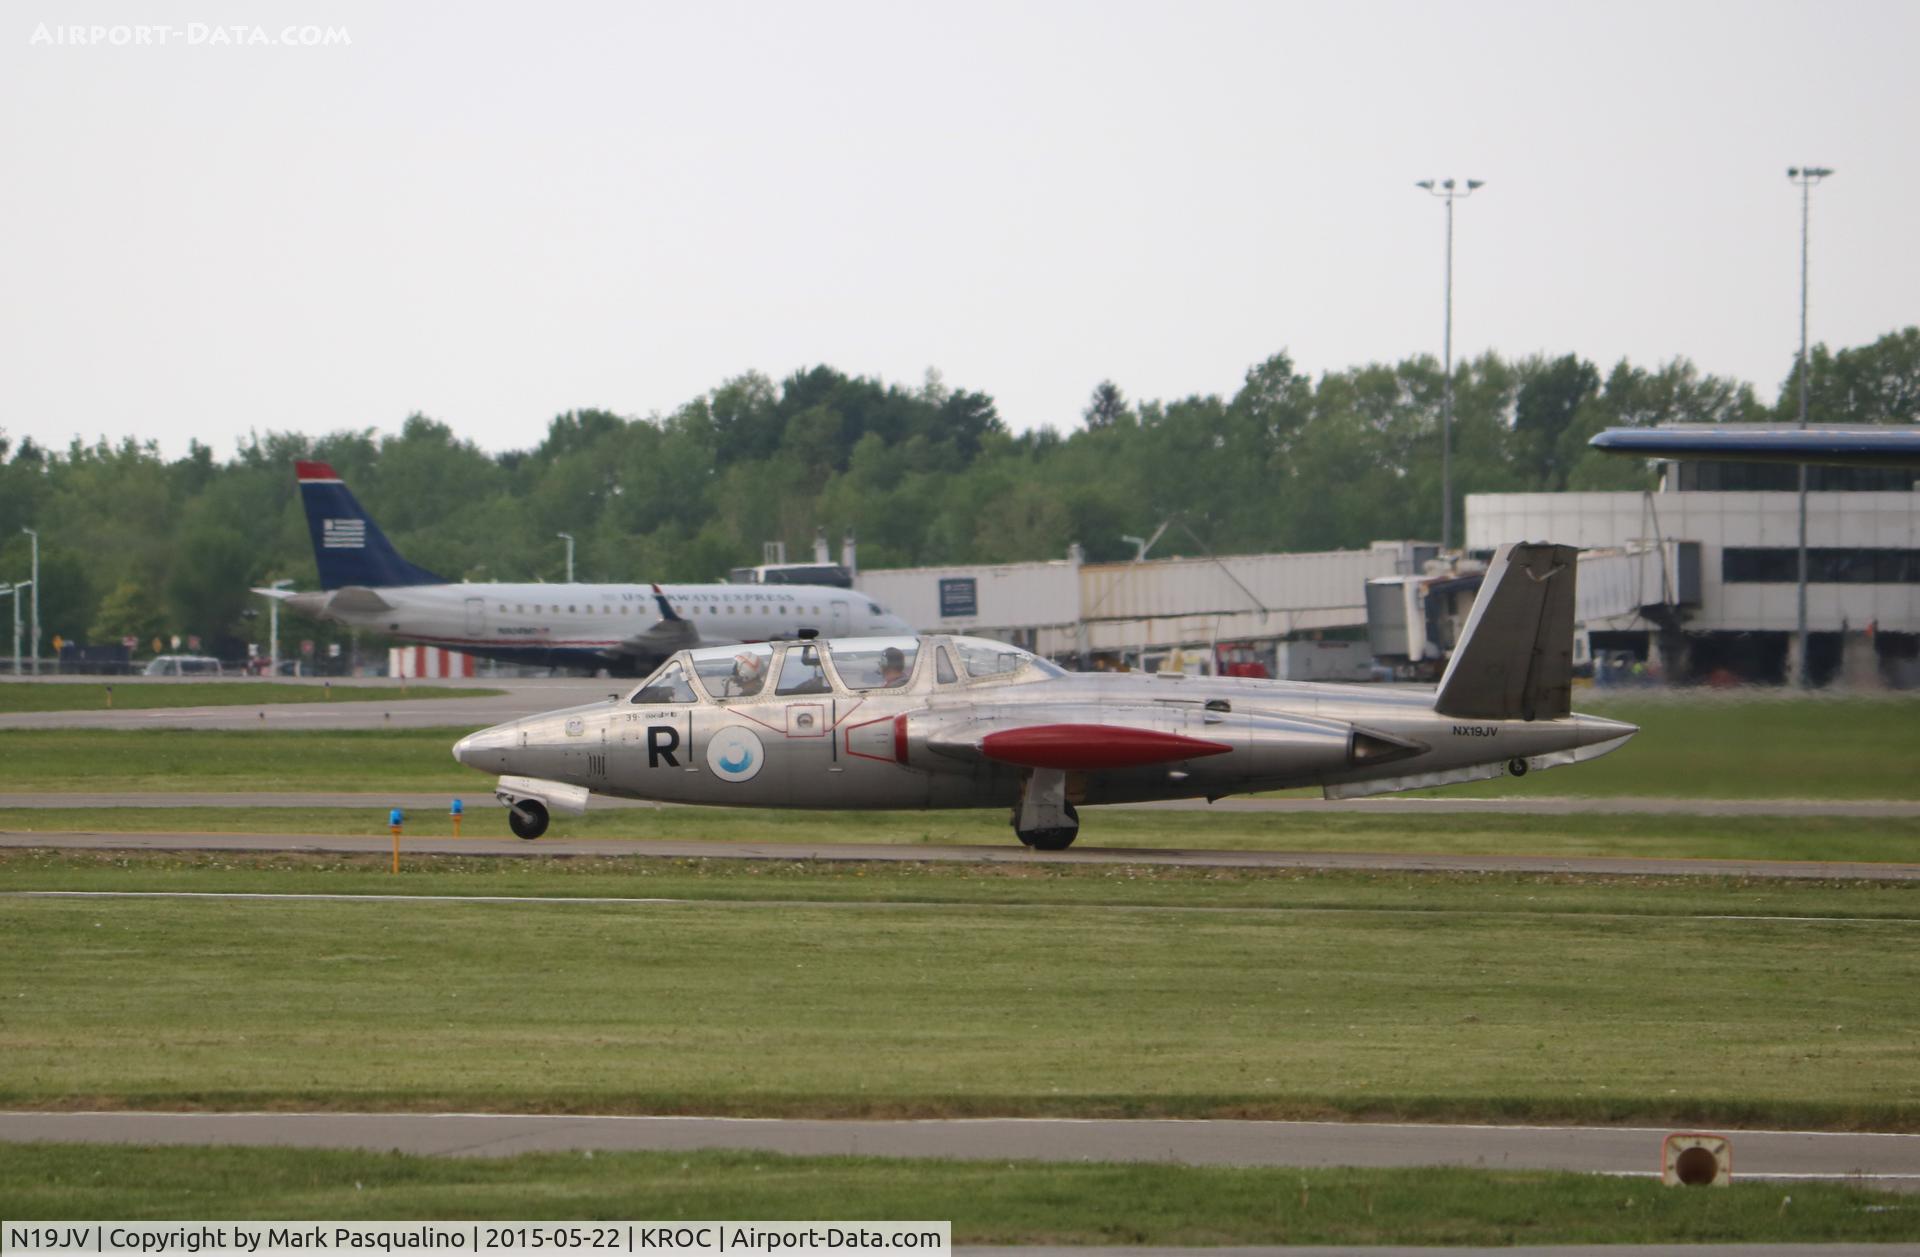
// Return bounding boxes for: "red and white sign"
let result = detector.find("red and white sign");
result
[389,645,477,679]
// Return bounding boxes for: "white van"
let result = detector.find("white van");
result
[143,655,224,677]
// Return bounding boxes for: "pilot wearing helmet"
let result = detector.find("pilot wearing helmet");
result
[730,651,766,697]
[878,646,909,688]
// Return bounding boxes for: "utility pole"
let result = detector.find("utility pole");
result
[1788,166,1833,689]
[557,532,575,583]
[1416,178,1485,553]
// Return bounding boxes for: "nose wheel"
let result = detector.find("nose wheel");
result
[506,798,550,840]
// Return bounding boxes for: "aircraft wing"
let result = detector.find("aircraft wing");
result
[261,586,394,621]
[1590,424,1920,468]
[605,584,702,660]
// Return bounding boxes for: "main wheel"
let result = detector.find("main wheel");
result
[507,799,550,840]
[1013,803,1079,850]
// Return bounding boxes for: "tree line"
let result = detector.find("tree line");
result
[1,328,1914,660]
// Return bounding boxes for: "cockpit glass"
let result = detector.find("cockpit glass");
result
[950,637,1066,681]
[775,643,833,696]
[831,638,920,691]
[629,659,697,705]
[690,642,774,700]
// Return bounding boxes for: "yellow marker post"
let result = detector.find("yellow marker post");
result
[450,798,464,838]
[389,807,404,873]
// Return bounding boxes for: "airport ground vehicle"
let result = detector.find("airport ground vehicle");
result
[454,543,1637,847]
[142,655,224,676]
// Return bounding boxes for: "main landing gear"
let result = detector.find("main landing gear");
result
[506,798,550,840]
[1014,802,1080,850]
[1013,768,1080,850]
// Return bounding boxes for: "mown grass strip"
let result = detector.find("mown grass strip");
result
[0,729,478,792]
[3,869,1916,1129]
[7,849,1920,922]
[1424,692,1920,800]
[1,1144,1913,1244]
[0,683,501,714]
[8,805,1920,864]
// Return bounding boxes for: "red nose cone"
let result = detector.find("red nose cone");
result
[980,724,1233,771]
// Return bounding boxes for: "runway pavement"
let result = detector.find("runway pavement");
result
[3,829,1917,879]
[2,1111,1915,1187]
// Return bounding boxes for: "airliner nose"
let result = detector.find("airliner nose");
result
[453,723,517,771]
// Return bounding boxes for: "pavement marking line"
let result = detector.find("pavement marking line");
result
[7,889,1918,928]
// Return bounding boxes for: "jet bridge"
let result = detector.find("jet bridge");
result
[1366,542,1699,677]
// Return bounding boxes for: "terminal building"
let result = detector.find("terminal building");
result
[856,456,1920,688]
[1468,458,1920,687]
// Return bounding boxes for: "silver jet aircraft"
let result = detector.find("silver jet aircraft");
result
[454,542,1638,844]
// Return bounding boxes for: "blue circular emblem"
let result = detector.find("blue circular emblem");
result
[705,725,765,783]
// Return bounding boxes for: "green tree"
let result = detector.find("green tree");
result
[1082,380,1130,430]
[91,579,167,646]
[1776,326,1920,425]
[1513,354,1601,490]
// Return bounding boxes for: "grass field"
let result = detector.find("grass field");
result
[3,852,1915,1129]
[1425,692,1920,800]
[5,692,1917,1232]
[8,805,1920,864]
[0,682,501,714]
[2,692,1916,796]
[2,1144,1913,1243]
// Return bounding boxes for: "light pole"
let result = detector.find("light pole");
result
[1416,178,1484,554]
[20,528,39,675]
[1,580,25,677]
[557,532,575,583]
[264,579,294,676]
[1788,165,1833,689]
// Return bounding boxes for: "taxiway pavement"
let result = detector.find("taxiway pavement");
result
[5,792,1916,818]
[2,1111,1914,1188]
[2,829,1915,879]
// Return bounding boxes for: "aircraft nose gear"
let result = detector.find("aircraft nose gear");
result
[505,797,550,840]
[1013,768,1080,850]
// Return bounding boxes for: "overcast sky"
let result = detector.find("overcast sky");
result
[2,0,1914,461]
